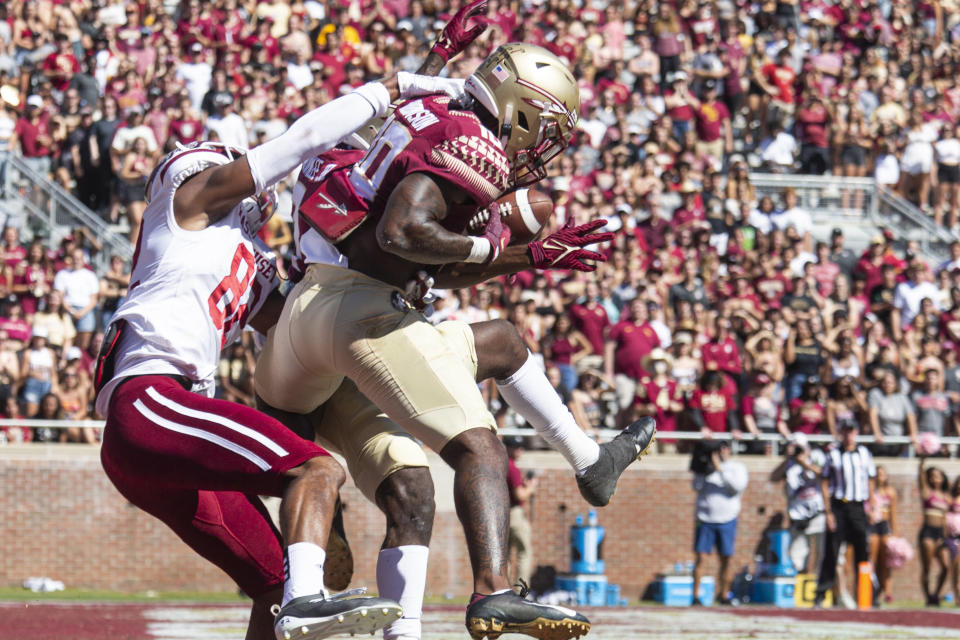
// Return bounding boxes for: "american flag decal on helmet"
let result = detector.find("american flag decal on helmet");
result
[491,64,509,87]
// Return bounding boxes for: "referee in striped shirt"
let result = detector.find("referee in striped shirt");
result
[814,421,876,606]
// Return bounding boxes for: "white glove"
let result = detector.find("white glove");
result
[397,72,467,101]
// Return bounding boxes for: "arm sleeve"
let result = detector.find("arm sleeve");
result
[244,82,391,195]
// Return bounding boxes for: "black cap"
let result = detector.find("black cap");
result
[831,227,843,237]
[503,436,525,449]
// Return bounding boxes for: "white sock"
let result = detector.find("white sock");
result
[496,353,600,473]
[377,545,429,640]
[283,542,326,606]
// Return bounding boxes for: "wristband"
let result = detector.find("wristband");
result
[397,72,467,101]
[464,236,491,263]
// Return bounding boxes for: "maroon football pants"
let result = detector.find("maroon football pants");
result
[100,375,329,596]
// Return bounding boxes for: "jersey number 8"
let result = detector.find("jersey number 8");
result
[208,244,260,345]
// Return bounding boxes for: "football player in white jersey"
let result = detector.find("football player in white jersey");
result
[92,67,472,640]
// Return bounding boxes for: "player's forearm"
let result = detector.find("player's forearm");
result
[433,245,532,288]
[417,51,447,77]
[377,218,480,265]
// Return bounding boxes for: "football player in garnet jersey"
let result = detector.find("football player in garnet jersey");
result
[260,146,654,640]
[92,65,475,640]
[255,43,614,640]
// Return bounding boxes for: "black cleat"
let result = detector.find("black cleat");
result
[323,498,353,591]
[272,590,403,640]
[576,417,656,507]
[466,581,590,640]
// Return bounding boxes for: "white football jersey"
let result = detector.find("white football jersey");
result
[95,152,278,416]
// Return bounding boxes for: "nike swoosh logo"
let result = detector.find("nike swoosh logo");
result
[542,239,576,265]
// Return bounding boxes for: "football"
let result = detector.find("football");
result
[467,188,554,244]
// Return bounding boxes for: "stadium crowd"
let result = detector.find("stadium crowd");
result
[1,0,960,457]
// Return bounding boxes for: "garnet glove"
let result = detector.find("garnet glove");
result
[528,219,614,272]
[431,0,488,62]
[466,207,512,263]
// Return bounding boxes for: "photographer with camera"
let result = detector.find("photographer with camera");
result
[505,436,538,585]
[691,440,748,605]
[770,433,826,573]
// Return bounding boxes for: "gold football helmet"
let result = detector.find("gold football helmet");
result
[465,43,580,186]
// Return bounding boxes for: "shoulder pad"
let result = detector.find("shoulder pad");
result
[146,141,245,204]
[394,96,510,207]
[299,149,365,185]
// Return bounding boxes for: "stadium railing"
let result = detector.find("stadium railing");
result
[7,154,133,271]
[748,172,952,261]
[8,419,954,457]
[499,428,958,457]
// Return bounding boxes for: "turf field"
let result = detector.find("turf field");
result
[3,600,960,640]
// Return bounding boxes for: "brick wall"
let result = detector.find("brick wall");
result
[1,446,956,602]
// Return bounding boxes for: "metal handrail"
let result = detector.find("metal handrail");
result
[6,420,943,445]
[876,186,955,243]
[5,421,949,458]
[499,428,957,446]
[747,173,876,189]
[0,419,105,428]
[745,171,951,261]
[9,154,133,266]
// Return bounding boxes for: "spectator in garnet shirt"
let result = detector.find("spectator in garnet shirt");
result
[691,370,740,437]
[313,29,351,96]
[694,80,732,170]
[41,33,80,93]
[634,348,684,452]
[244,18,281,63]
[789,377,827,435]
[604,297,661,412]
[796,94,832,175]
[541,313,592,395]
[569,280,610,355]
[755,254,792,309]
[12,95,54,178]
[168,96,204,146]
[758,49,797,130]
[0,299,32,349]
[727,271,764,323]
[855,236,888,294]
[672,182,707,230]
[702,316,743,379]
[2,227,25,271]
[810,242,841,298]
